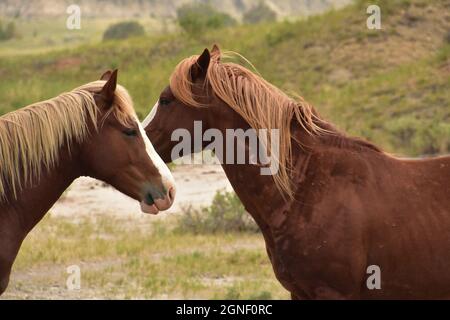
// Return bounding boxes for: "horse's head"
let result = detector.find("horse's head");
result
[144,45,234,163]
[80,70,175,214]
[143,46,316,198]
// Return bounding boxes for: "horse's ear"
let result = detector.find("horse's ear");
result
[211,44,221,60]
[99,69,118,107]
[191,48,210,81]
[100,70,113,80]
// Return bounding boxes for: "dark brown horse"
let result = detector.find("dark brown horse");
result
[0,70,175,295]
[145,46,450,299]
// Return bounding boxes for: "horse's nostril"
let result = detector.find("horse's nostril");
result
[145,192,154,205]
[168,187,175,203]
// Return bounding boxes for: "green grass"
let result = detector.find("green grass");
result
[5,215,288,299]
[0,0,448,155]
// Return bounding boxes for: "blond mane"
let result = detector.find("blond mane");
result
[170,49,327,199]
[0,81,136,200]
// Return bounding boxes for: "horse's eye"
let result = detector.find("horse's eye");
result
[123,128,138,137]
[159,97,171,106]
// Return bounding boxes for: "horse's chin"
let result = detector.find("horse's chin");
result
[140,201,160,215]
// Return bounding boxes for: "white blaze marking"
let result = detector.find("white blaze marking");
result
[142,101,159,128]
[136,116,175,189]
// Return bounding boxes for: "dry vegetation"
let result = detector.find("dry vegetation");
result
[3,213,287,299]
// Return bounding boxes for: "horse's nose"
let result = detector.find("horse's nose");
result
[140,185,175,214]
[154,186,175,211]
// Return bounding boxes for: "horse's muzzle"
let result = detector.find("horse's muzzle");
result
[140,186,175,214]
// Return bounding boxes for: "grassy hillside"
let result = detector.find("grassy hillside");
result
[0,0,449,156]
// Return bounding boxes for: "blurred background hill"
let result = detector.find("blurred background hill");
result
[0,0,351,19]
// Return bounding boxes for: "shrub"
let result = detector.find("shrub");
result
[249,290,273,300]
[385,117,450,155]
[243,2,277,24]
[176,3,236,35]
[265,21,295,46]
[0,20,16,41]
[445,30,450,44]
[176,190,259,234]
[103,21,145,41]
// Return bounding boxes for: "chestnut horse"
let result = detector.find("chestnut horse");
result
[0,70,175,295]
[145,46,450,299]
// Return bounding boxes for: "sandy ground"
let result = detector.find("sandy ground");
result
[51,164,233,218]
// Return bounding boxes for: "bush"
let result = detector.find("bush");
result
[176,190,259,234]
[177,3,236,36]
[243,2,277,24]
[385,117,450,155]
[0,20,16,41]
[445,30,450,44]
[265,21,295,46]
[103,21,145,41]
[248,290,273,300]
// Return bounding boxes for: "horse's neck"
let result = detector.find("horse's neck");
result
[0,147,80,234]
[219,134,307,227]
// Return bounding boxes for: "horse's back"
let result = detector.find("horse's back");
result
[282,149,450,299]
[364,153,450,298]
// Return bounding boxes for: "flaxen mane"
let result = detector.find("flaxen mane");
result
[169,47,381,198]
[170,48,329,198]
[0,81,136,200]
